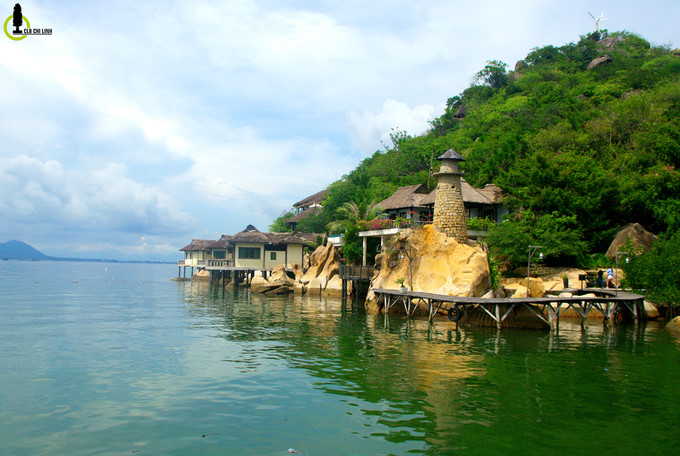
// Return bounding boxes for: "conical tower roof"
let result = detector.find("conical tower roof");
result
[437,148,464,161]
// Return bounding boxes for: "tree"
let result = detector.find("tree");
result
[326,200,384,234]
[623,231,680,308]
[269,210,294,232]
[474,60,509,89]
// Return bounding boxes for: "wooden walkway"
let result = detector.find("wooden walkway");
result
[339,264,374,299]
[372,287,646,330]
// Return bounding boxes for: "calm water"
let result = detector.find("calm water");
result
[1,261,679,455]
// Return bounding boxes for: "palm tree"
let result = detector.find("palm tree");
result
[326,200,384,234]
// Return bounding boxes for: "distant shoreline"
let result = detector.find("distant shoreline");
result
[0,257,175,265]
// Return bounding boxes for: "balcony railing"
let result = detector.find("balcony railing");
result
[356,218,429,232]
[178,259,207,266]
[207,259,235,267]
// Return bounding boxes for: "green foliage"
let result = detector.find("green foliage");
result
[623,232,680,307]
[485,218,532,268]
[486,211,587,268]
[327,200,384,234]
[474,60,509,89]
[467,217,495,231]
[295,212,329,234]
[272,30,680,266]
[269,210,294,232]
[341,223,362,264]
[488,256,501,290]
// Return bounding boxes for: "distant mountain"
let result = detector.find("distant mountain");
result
[0,240,176,264]
[0,240,50,260]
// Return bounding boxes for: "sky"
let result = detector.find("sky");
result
[1,0,679,261]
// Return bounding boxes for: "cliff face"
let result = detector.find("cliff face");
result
[366,225,492,312]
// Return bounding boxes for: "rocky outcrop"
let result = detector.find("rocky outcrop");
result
[606,223,657,259]
[510,277,546,298]
[587,54,612,70]
[666,317,680,336]
[192,269,210,281]
[250,264,295,294]
[366,225,491,313]
[295,243,344,296]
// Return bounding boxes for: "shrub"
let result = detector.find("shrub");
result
[622,231,680,307]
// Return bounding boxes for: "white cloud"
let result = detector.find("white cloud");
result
[0,155,195,237]
[1,0,679,257]
[347,99,438,154]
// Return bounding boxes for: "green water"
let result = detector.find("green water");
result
[0,261,678,455]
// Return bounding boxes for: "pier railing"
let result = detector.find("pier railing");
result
[339,264,374,281]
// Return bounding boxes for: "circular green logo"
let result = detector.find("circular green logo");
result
[4,15,30,41]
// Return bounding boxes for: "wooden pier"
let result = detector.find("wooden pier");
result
[339,264,374,299]
[372,287,646,330]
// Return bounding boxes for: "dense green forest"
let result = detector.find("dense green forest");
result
[272,30,680,291]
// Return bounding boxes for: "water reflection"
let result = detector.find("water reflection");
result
[178,281,680,455]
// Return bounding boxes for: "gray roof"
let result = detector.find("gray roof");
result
[437,148,464,161]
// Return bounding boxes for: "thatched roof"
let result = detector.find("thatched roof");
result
[293,189,327,209]
[479,183,504,203]
[180,226,321,252]
[180,239,214,252]
[377,184,430,210]
[231,225,272,244]
[381,180,503,210]
[289,206,322,223]
[232,225,318,245]
[207,235,233,249]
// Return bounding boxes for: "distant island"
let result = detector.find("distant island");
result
[0,240,173,264]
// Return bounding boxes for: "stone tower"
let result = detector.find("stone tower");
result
[433,148,467,242]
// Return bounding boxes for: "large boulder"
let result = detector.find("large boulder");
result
[291,264,304,282]
[192,269,210,281]
[519,277,546,297]
[606,223,657,259]
[251,264,294,294]
[643,301,661,320]
[587,54,612,70]
[666,317,680,336]
[250,276,280,294]
[366,225,491,313]
[301,243,338,284]
[269,264,294,286]
[298,243,342,295]
[322,275,345,298]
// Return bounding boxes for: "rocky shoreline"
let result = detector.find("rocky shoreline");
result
[186,224,668,327]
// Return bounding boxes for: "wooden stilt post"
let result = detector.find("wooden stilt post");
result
[495,304,501,329]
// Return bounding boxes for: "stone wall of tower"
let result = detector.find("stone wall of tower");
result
[433,174,467,242]
[433,172,467,243]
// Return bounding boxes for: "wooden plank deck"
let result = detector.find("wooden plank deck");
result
[371,288,646,330]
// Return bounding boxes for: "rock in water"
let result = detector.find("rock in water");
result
[297,242,342,295]
[366,225,492,313]
[666,316,680,336]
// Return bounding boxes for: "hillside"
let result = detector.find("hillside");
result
[275,30,680,266]
[0,240,50,260]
